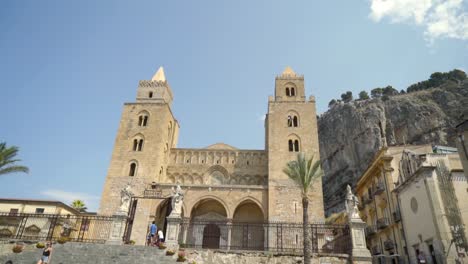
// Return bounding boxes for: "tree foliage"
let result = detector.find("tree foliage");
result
[370,88,383,98]
[0,142,29,176]
[407,69,467,93]
[358,91,369,100]
[71,199,87,212]
[283,153,323,264]
[328,99,337,107]
[340,91,353,103]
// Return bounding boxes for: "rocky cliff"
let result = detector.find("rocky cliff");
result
[319,80,468,216]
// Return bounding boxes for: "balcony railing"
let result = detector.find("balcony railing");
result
[371,245,381,255]
[384,240,395,250]
[393,210,401,222]
[365,225,377,237]
[377,217,390,229]
[362,195,373,205]
[373,182,385,195]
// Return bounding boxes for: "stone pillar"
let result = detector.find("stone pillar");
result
[106,212,127,245]
[226,219,232,250]
[345,185,372,264]
[165,215,182,249]
[349,219,372,263]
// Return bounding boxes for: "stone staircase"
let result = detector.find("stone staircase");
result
[0,243,176,264]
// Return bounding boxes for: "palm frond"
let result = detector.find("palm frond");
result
[283,152,322,196]
[0,142,29,176]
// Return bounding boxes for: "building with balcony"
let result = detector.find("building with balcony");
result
[356,145,433,263]
[394,151,467,264]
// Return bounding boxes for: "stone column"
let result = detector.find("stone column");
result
[349,219,372,263]
[106,212,127,245]
[165,215,182,249]
[226,219,232,250]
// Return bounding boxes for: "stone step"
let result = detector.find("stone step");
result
[0,243,177,264]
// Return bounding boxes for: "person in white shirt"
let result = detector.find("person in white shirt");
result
[157,229,164,245]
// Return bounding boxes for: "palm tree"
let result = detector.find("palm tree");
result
[71,200,87,213]
[0,142,29,176]
[283,153,323,264]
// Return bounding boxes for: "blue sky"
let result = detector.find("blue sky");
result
[1,1,467,211]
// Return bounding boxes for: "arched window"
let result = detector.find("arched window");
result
[149,92,153,98]
[138,116,143,126]
[142,116,148,126]
[133,139,138,151]
[287,115,299,127]
[286,88,290,96]
[294,140,299,152]
[129,162,137,176]
[288,139,300,152]
[291,87,295,96]
[138,139,144,151]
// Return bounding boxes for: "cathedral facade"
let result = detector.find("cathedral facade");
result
[99,67,324,244]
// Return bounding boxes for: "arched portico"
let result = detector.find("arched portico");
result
[231,199,265,250]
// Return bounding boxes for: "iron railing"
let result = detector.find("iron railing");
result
[178,220,351,255]
[365,225,377,237]
[373,182,385,195]
[0,213,114,243]
[393,210,401,222]
[377,217,390,229]
[383,240,395,250]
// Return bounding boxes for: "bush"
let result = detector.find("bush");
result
[36,242,45,249]
[127,240,135,245]
[158,243,167,250]
[166,249,175,256]
[12,244,23,253]
[177,251,186,262]
[57,237,69,244]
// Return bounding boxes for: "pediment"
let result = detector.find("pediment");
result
[204,143,237,150]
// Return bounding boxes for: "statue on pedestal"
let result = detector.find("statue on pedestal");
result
[345,185,361,220]
[119,185,133,214]
[170,185,184,217]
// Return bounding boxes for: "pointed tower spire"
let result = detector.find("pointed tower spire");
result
[281,66,297,77]
[152,66,166,82]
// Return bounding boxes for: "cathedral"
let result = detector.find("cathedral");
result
[99,66,324,244]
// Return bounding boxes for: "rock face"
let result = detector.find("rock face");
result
[319,81,468,216]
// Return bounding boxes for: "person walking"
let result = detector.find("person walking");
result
[37,242,52,264]
[149,221,157,246]
[157,229,164,246]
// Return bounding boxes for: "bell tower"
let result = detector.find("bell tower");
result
[266,67,324,222]
[99,67,179,242]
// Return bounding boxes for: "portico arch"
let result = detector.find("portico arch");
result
[190,198,228,221]
[231,199,265,250]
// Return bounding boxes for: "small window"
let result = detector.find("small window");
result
[293,116,298,127]
[9,208,18,216]
[143,116,148,126]
[247,161,250,165]
[35,208,45,214]
[149,92,153,98]
[287,116,293,127]
[291,87,296,96]
[129,162,137,176]
[138,116,143,126]
[286,88,290,96]
[138,139,144,151]
[289,139,299,152]
[133,139,138,151]
[294,140,299,152]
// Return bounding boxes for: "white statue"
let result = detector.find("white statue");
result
[345,185,360,219]
[119,185,133,213]
[170,185,184,217]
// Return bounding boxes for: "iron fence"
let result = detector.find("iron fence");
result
[0,213,114,243]
[179,220,350,254]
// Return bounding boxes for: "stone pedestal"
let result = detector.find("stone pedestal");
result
[165,214,182,249]
[106,211,127,245]
[349,218,372,264]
